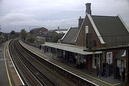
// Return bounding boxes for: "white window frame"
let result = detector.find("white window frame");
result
[92,54,100,69]
[106,52,113,64]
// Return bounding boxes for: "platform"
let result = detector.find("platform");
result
[20,41,122,86]
[3,41,23,86]
[0,43,10,86]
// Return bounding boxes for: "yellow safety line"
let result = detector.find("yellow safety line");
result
[4,42,13,86]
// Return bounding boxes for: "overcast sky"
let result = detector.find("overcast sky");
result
[0,0,129,32]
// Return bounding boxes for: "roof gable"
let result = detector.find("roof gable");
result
[61,27,79,44]
[91,15,129,46]
[87,14,105,44]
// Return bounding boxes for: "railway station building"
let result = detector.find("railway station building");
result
[41,3,129,83]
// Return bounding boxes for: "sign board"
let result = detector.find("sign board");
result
[106,52,113,64]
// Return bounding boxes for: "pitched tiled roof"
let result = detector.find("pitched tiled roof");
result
[61,27,79,44]
[91,15,129,46]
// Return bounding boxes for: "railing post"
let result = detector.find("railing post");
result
[125,49,129,86]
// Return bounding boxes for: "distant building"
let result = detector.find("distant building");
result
[30,27,48,36]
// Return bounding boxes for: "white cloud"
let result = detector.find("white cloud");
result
[0,12,78,32]
[0,0,129,32]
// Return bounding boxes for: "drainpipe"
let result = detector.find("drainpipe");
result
[125,49,129,85]
[85,26,89,49]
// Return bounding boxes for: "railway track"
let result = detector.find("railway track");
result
[9,40,98,86]
[9,40,55,86]
[9,40,76,86]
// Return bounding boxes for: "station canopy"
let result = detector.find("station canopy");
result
[42,42,102,55]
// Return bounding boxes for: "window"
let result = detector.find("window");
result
[106,52,113,64]
[85,26,89,34]
[92,54,100,69]
[92,55,96,69]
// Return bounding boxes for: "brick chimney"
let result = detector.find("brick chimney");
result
[86,3,91,15]
[78,16,83,29]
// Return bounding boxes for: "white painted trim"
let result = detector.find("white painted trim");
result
[122,50,126,57]
[87,14,105,44]
[7,41,25,85]
[4,42,13,86]
[118,15,129,32]
[60,27,71,40]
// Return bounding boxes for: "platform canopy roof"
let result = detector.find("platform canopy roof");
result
[42,42,102,55]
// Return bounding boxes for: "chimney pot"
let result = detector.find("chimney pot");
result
[85,3,91,15]
[78,16,83,29]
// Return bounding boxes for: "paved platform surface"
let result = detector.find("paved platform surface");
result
[20,41,122,86]
[2,41,23,86]
[0,44,10,86]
